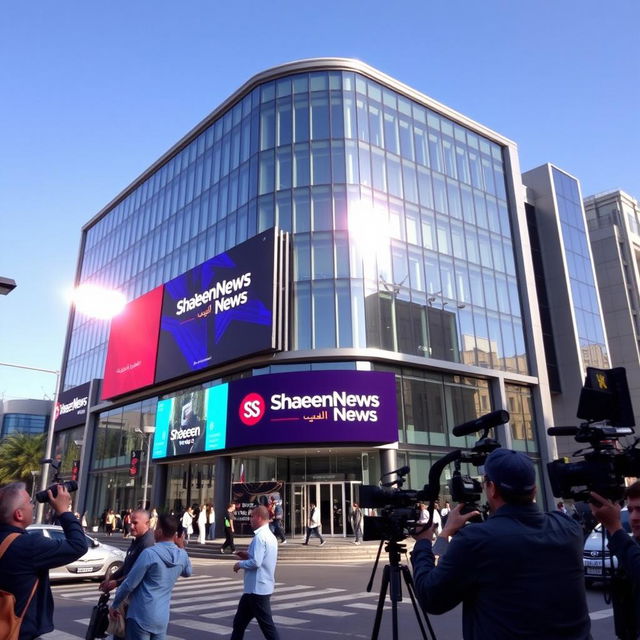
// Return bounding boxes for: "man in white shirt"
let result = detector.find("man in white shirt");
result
[231,506,280,639]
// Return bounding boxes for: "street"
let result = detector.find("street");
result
[44,556,619,639]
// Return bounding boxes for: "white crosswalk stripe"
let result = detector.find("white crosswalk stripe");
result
[52,575,381,636]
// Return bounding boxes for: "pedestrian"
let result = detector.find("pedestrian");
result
[302,503,325,546]
[440,501,451,526]
[100,509,155,640]
[206,503,215,540]
[418,502,441,537]
[0,482,88,639]
[109,514,192,639]
[149,508,158,530]
[197,503,207,544]
[221,503,236,553]
[123,508,132,538]
[271,499,286,544]
[411,448,590,639]
[105,509,115,535]
[231,506,280,640]
[181,506,194,544]
[350,502,363,544]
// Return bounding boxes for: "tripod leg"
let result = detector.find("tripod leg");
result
[401,565,435,640]
[370,564,390,640]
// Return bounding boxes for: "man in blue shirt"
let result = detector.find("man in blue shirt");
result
[109,514,191,640]
[411,448,591,639]
[231,505,280,640]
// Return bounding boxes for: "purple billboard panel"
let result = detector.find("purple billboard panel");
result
[155,230,277,383]
[226,371,397,448]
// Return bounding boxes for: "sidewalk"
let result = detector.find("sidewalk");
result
[91,531,416,562]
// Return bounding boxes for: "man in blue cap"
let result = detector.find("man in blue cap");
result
[411,448,591,639]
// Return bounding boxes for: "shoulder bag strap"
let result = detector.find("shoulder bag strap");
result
[0,532,20,559]
[0,532,39,620]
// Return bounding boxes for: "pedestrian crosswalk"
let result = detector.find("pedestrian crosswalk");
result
[49,573,402,638]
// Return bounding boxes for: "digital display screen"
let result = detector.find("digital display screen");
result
[102,286,164,400]
[151,370,398,459]
[155,230,277,384]
[152,385,228,459]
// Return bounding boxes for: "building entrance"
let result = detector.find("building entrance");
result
[290,481,361,537]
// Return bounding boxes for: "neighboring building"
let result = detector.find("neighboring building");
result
[55,59,557,534]
[0,398,51,438]
[584,189,640,428]
[522,164,610,456]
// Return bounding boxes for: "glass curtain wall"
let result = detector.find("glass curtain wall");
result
[65,67,528,390]
[552,168,609,370]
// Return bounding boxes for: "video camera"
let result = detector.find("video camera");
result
[547,367,640,502]
[359,410,509,541]
[35,458,78,504]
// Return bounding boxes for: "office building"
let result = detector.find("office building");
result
[53,58,557,536]
[0,398,51,438]
[584,189,640,428]
[522,164,610,456]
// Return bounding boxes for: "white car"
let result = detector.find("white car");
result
[583,508,630,587]
[26,524,125,581]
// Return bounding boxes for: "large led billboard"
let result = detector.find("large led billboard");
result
[151,371,397,460]
[152,385,228,458]
[102,229,289,400]
[155,229,278,383]
[226,371,397,448]
[102,286,164,400]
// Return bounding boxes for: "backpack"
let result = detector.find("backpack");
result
[0,533,39,640]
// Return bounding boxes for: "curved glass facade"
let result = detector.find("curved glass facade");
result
[65,67,528,390]
[552,168,609,370]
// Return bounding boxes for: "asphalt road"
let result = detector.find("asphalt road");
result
[44,557,620,639]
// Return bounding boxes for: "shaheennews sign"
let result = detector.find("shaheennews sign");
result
[54,382,91,430]
[151,370,397,460]
[102,229,288,400]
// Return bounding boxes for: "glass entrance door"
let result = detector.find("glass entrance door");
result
[291,482,349,537]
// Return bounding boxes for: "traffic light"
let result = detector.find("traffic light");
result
[129,450,142,478]
[71,459,80,482]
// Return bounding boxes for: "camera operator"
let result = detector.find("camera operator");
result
[590,483,640,639]
[411,449,591,639]
[0,481,88,640]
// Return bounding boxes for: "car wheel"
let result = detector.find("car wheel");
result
[103,562,122,580]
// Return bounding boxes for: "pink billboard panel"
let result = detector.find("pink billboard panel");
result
[101,286,164,400]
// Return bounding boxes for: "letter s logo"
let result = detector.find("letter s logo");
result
[239,393,265,426]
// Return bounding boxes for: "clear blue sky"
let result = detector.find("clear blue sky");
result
[1,1,638,400]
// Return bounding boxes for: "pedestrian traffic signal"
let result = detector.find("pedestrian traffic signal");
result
[71,459,80,482]
[129,450,142,477]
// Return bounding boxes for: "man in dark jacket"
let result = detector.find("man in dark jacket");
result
[100,508,154,640]
[590,482,640,639]
[411,448,591,639]
[0,481,88,640]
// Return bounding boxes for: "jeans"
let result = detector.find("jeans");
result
[125,618,166,640]
[207,522,216,540]
[230,593,280,640]
[271,519,286,542]
[304,526,324,544]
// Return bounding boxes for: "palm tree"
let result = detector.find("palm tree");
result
[0,432,47,492]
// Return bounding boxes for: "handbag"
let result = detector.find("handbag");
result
[0,533,39,640]
[85,592,110,640]
[105,600,126,637]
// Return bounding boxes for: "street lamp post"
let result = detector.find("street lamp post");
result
[141,425,155,511]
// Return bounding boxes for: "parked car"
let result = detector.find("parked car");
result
[583,507,630,587]
[26,524,125,581]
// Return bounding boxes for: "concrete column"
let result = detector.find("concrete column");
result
[379,448,398,479]
[151,463,167,512]
[214,456,232,537]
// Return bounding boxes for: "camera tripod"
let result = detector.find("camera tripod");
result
[366,538,436,640]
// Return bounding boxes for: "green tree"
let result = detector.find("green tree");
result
[0,432,47,493]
